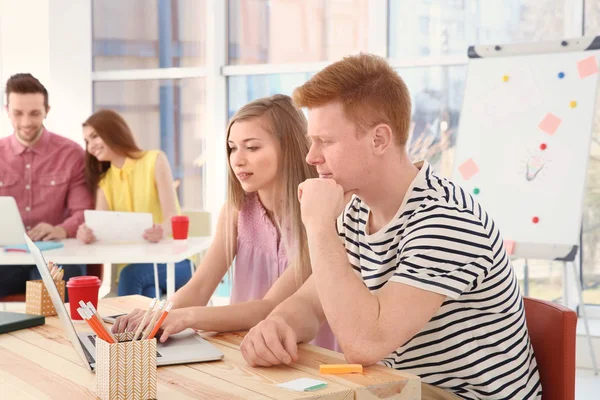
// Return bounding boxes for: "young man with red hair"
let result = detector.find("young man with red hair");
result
[240,54,541,400]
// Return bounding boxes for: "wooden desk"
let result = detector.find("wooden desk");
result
[0,295,420,399]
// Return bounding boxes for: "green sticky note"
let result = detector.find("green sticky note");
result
[278,378,328,392]
[305,383,328,392]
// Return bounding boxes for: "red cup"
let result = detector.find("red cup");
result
[67,276,101,320]
[171,215,190,240]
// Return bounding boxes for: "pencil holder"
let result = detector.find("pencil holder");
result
[96,332,158,400]
[25,279,65,316]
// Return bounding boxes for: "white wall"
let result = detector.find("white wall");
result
[0,0,92,145]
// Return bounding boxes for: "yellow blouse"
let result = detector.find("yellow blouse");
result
[98,150,182,279]
[99,150,180,223]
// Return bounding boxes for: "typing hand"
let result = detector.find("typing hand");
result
[76,224,96,244]
[143,224,164,243]
[28,223,67,241]
[112,308,149,334]
[240,316,298,367]
[159,308,192,343]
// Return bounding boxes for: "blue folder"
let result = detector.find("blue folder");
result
[3,241,64,253]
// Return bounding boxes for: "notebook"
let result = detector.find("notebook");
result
[3,241,64,253]
[0,312,45,334]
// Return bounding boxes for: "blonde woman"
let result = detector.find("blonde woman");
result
[113,94,338,350]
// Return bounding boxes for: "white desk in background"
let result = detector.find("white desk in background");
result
[0,237,213,299]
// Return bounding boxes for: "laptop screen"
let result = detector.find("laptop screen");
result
[24,234,94,372]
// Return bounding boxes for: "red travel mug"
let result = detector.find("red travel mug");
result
[171,215,190,240]
[67,276,101,320]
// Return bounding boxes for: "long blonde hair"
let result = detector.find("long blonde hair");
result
[225,94,317,284]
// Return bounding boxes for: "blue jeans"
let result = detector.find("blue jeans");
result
[117,260,193,298]
[0,264,86,301]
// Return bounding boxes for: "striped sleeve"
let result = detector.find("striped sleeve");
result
[390,206,494,299]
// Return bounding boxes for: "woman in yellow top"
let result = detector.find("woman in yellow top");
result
[76,109,192,297]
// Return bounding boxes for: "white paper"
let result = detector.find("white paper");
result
[277,377,328,392]
[84,210,153,244]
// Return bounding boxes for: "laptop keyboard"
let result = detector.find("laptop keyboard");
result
[88,335,162,357]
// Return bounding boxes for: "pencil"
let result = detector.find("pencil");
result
[147,302,173,340]
[77,307,112,343]
[82,301,117,343]
[132,298,157,341]
[141,299,166,340]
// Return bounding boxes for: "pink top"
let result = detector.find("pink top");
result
[232,193,339,352]
[0,129,93,237]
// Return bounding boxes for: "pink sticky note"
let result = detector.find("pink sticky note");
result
[504,240,515,255]
[577,56,599,79]
[538,113,562,135]
[458,158,479,180]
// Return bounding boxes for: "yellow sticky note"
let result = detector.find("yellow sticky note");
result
[320,364,363,374]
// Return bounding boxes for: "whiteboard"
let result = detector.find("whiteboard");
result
[452,37,600,260]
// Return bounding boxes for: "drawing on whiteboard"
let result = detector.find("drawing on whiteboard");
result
[522,153,546,181]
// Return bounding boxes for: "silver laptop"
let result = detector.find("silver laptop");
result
[24,234,224,372]
[0,197,27,246]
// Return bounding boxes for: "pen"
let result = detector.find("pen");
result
[141,299,166,340]
[132,298,157,341]
[4,248,27,253]
[147,302,173,340]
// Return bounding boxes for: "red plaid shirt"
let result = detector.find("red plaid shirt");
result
[0,128,93,237]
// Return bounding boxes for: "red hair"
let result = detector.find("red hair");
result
[293,53,412,146]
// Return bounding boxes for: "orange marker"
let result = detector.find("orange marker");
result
[147,302,173,340]
[319,364,363,374]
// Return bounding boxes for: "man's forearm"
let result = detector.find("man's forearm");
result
[268,292,323,344]
[306,225,381,353]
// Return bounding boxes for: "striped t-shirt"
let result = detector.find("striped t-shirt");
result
[337,161,541,400]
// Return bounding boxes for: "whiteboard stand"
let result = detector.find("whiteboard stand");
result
[452,35,600,375]
[521,255,598,375]
[566,259,598,374]
[572,225,598,374]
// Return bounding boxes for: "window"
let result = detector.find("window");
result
[228,0,369,65]
[228,73,312,118]
[582,1,600,306]
[93,79,206,209]
[93,0,206,71]
[389,0,565,58]
[585,0,600,34]
[397,66,466,178]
